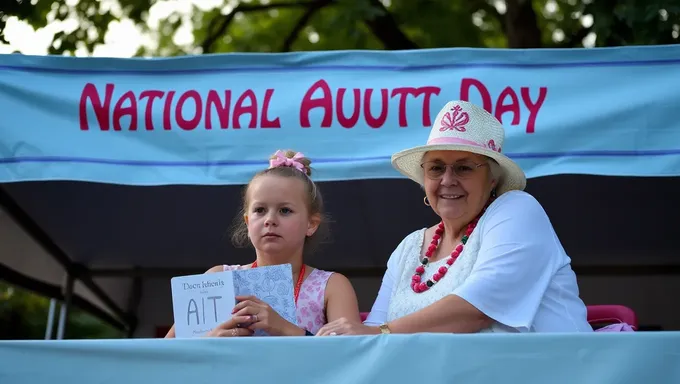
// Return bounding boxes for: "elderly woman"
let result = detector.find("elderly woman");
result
[317,100,592,335]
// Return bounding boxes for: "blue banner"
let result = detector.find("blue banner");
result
[2,333,680,384]
[1,45,680,186]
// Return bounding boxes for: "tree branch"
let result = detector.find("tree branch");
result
[504,0,542,48]
[362,0,418,50]
[201,0,319,53]
[281,0,332,52]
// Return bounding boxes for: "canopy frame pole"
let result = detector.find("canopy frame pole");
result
[44,298,57,340]
[56,272,74,339]
[125,275,143,338]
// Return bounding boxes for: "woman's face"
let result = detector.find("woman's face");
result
[421,150,497,225]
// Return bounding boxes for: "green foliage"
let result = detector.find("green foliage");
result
[1,0,678,58]
[587,0,680,45]
[388,0,486,48]
[0,281,123,340]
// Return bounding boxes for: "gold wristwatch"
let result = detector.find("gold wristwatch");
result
[378,323,391,334]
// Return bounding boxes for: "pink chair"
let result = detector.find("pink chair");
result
[587,305,638,330]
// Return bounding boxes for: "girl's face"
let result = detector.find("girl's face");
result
[245,174,319,257]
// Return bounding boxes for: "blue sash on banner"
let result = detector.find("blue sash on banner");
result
[1,45,680,186]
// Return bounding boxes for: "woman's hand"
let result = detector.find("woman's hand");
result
[232,295,304,336]
[204,317,254,337]
[316,317,380,336]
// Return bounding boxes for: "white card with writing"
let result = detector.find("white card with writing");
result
[170,271,236,338]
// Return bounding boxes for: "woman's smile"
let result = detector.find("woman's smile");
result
[438,193,464,200]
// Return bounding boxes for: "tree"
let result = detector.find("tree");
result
[0,282,122,340]
[1,0,679,58]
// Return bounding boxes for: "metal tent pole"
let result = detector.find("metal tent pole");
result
[55,273,74,340]
[44,298,57,340]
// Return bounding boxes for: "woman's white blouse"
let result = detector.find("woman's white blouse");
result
[364,190,593,333]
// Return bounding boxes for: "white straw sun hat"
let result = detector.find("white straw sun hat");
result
[391,100,526,195]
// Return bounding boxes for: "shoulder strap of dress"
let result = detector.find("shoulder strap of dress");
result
[306,268,333,285]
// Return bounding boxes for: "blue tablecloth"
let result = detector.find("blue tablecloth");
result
[1,333,679,383]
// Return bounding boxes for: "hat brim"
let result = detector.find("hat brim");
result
[391,144,526,195]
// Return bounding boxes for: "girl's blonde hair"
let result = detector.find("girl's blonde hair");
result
[230,150,328,255]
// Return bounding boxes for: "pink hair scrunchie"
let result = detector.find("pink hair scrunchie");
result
[269,150,307,174]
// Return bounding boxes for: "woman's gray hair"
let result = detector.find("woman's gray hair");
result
[487,157,502,185]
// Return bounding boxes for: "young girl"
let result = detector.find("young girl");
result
[165,150,361,337]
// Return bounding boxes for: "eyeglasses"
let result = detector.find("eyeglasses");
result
[420,160,488,180]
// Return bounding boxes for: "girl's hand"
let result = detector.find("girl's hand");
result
[232,295,304,336]
[204,317,254,337]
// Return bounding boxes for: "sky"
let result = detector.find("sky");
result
[0,0,596,58]
[0,0,224,57]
